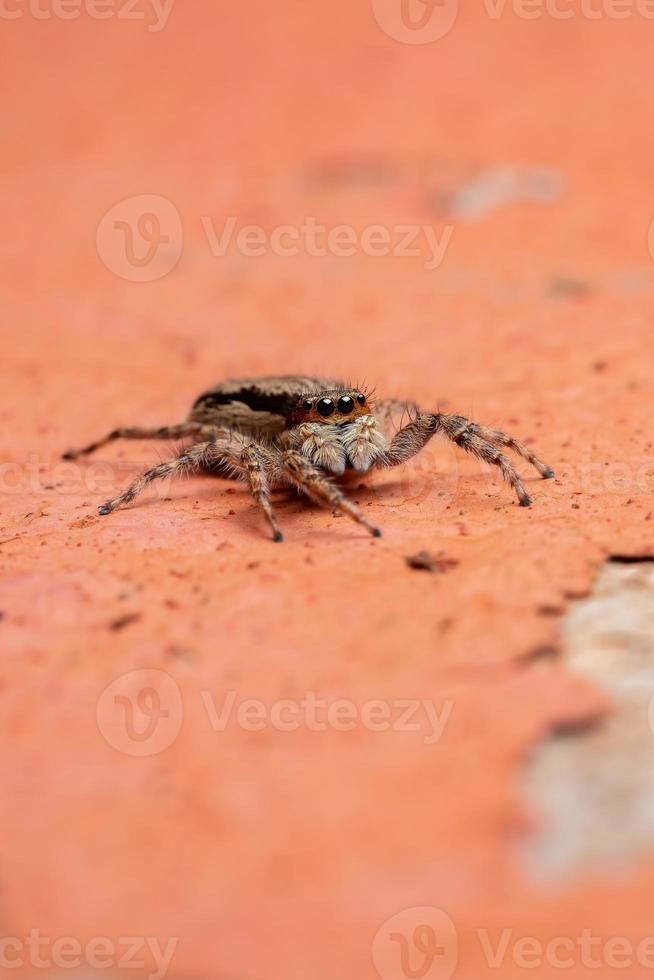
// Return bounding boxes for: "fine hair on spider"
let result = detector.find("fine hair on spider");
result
[63,375,555,542]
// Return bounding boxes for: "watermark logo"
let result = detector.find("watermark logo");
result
[96,194,183,282]
[371,0,459,43]
[95,680,453,753]
[372,907,459,980]
[373,442,460,518]
[373,909,654,974]
[97,668,183,757]
[95,202,454,279]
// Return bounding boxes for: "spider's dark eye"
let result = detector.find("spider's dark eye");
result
[303,399,313,411]
[316,397,335,417]
[337,395,354,414]
[356,393,366,405]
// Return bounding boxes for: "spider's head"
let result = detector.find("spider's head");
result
[289,390,370,427]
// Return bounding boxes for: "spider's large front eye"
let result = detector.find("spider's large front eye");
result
[356,393,366,406]
[337,395,354,414]
[316,397,335,417]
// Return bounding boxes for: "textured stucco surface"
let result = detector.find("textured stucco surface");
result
[1,2,654,978]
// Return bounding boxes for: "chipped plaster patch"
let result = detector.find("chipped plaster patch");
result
[521,559,654,880]
[446,166,564,221]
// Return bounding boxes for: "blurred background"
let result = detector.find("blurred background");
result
[2,0,654,978]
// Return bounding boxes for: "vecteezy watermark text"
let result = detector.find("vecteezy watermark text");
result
[484,0,654,17]
[95,195,454,281]
[478,928,654,970]
[201,216,453,271]
[0,0,175,31]
[370,0,654,48]
[2,447,651,500]
[96,669,456,757]
[373,907,654,980]
[201,691,454,745]
[0,930,177,980]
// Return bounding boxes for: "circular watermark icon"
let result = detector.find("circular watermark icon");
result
[371,0,459,43]
[97,668,183,757]
[96,194,183,282]
[372,442,460,519]
[372,906,459,980]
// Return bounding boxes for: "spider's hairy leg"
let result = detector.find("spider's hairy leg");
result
[240,445,284,542]
[383,412,552,507]
[63,423,228,460]
[459,420,555,479]
[279,449,381,537]
[97,434,285,542]
[98,440,218,515]
[444,421,532,507]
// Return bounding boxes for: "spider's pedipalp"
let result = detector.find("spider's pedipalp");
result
[284,422,347,475]
[341,415,387,473]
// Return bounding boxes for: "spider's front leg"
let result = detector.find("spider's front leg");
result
[278,450,381,537]
[97,435,285,542]
[240,445,284,542]
[382,409,554,507]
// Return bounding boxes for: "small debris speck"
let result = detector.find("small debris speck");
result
[108,612,142,631]
[548,277,591,301]
[405,550,459,573]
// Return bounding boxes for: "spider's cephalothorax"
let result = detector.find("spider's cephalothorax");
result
[63,375,555,542]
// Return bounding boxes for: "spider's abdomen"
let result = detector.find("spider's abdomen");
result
[190,375,337,438]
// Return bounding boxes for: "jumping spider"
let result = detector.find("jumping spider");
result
[64,375,554,542]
